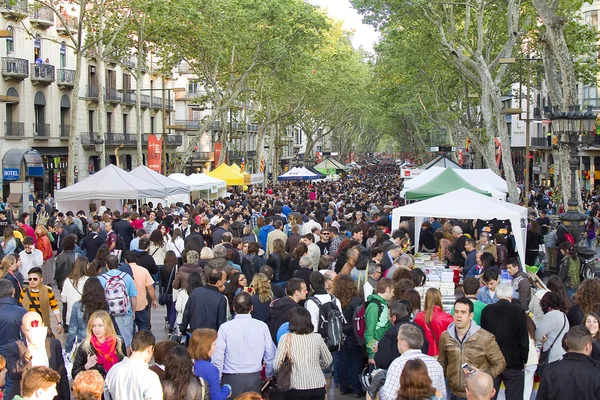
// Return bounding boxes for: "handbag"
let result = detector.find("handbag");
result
[159,266,176,306]
[537,314,566,375]
[277,334,294,392]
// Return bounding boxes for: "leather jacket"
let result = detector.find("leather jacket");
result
[438,322,506,398]
[72,337,127,379]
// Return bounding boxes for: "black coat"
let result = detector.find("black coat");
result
[0,297,27,355]
[135,250,158,275]
[294,268,312,290]
[180,285,227,333]
[81,231,104,261]
[7,338,70,400]
[241,254,264,283]
[374,316,429,369]
[537,352,600,400]
[72,337,127,378]
[271,282,286,299]
[267,253,291,281]
[480,299,529,369]
[269,296,300,343]
[113,218,135,250]
[341,295,363,346]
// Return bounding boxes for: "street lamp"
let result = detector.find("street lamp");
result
[548,106,596,256]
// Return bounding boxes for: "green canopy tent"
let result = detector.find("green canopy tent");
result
[403,167,491,200]
[314,158,350,175]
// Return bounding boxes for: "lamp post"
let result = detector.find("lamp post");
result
[93,137,104,171]
[548,106,596,254]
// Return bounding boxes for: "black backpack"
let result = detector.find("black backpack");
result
[306,295,344,352]
[14,237,24,254]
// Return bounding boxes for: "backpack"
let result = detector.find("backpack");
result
[353,299,384,346]
[102,272,129,316]
[14,237,24,254]
[307,295,344,352]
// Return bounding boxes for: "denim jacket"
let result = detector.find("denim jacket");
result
[476,286,498,305]
[65,301,86,353]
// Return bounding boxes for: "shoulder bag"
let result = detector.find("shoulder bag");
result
[537,314,566,375]
[277,334,294,391]
[159,266,176,306]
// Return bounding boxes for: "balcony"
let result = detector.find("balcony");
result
[30,63,55,85]
[33,123,50,139]
[166,99,173,111]
[86,85,99,99]
[122,91,136,106]
[228,150,242,160]
[582,134,600,148]
[122,57,136,69]
[105,87,121,103]
[530,136,550,148]
[142,134,183,147]
[140,94,150,108]
[60,124,70,140]
[81,132,138,148]
[1,57,29,80]
[5,121,24,138]
[191,151,214,162]
[1,0,27,18]
[57,68,75,88]
[56,14,78,33]
[151,96,162,110]
[30,5,54,28]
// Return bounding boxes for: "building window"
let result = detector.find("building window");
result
[123,114,128,134]
[150,116,155,133]
[586,10,599,29]
[6,26,13,56]
[584,85,599,107]
[60,42,66,68]
[106,112,112,133]
[34,34,41,60]
[88,110,95,132]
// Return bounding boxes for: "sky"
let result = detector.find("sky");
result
[307,0,380,53]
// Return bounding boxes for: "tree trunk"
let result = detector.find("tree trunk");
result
[67,50,83,185]
[135,24,144,168]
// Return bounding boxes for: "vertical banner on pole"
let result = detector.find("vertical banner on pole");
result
[148,134,162,173]
[214,143,222,168]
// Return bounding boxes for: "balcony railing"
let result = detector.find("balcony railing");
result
[142,134,183,147]
[151,96,162,109]
[191,151,214,162]
[56,14,78,32]
[140,94,151,108]
[1,0,28,17]
[228,151,242,159]
[82,132,137,147]
[166,99,173,111]
[531,137,550,148]
[60,124,70,139]
[122,91,136,105]
[582,134,600,147]
[30,63,55,84]
[33,123,50,138]
[30,5,54,27]
[5,121,24,138]
[86,85,99,99]
[1,57,29,80]
[57,68,75,87]
[105,87,121,102]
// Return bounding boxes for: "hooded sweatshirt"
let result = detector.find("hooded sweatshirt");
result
[259,225,275,250]
[268,296,300,343]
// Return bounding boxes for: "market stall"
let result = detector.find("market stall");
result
[207,164,244,186]
[403,168,491,201]
[278,167,322,181]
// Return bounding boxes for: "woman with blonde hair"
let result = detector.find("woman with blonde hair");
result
[35,224,54,283]
[414,288,453,356]
[250,273,273,324]
[0,254,23,302]
[190,328,232,400]
[71,310,126,379]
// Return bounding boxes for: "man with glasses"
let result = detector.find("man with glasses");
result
[178,216,190,240]
[317,229,331,255]
[19,236,43,279]
[19,268,63,334]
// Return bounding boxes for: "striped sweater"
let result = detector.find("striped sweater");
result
[274,333,332,390]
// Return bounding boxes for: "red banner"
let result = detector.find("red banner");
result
[147,134,162,173]
[214,142,222,168]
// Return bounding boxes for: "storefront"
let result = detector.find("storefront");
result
[2,149,45,200]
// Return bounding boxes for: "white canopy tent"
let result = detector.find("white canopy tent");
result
[401,167,509,198]
[278,167,322,181]
[130,166,191,207]
[391,188,527,268]
[55,164,165,213]
[188,173,228,200]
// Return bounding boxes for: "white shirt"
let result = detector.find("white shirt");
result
[167,237,185,258]
[61,276,89,323]
[302,220,322,236]
[106,357,163,400]
[19,249,43,277]
[307,243,321,270]
[305,293,342,333]
[380,349,447,400]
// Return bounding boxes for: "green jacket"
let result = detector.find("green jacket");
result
[451,298,487,325]
[364,293,391,359]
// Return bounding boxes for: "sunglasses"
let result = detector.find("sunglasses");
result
[29,277,39,281]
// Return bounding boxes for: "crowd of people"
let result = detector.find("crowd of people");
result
[0,162,598,400]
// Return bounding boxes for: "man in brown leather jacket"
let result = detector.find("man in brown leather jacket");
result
[438,297,506,400]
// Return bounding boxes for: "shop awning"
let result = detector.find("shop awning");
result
[2,149,45,180]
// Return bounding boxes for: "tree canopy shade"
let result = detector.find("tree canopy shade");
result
[403,168,491,201]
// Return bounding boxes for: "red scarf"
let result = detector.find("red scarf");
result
[91,335,119,372]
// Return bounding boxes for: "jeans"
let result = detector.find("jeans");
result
[337,341,364,394]
[587,238,596,250]
[134,308,149,332]
[166,299,176,330]
[492,367,524,400]
[114,313,135,348]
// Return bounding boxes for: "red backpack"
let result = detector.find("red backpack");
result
[353,299,383,346]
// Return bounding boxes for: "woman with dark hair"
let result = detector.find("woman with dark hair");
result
[535,292,569,363]
[167,228,185,265]
[558,242,580,298]
[434,230,452,265]
[494,234,508,269]
[190,328,231,400]
[224,272,249,314]
[393,279,415,302]
[397,359,442,400]
[414,288,453,357]
[93,244,110,274]
[479,252,498,273]
[175,271,203,330]
[55,234,78,293]
[583,312,600,360]
[332,274,364,397]
[555,225,574,267]
[2,225,17,255]
[419,221,436,253]
[163,345,207,400]
[529,275,570,325]
[61,256,90,333]
[288,242,308,278]
[0,254,23,302]
[402,289,422,318]
[525,220,542,266]
[267,238,291,281]
[160,250,179,334]
[334,240,359,273]
[350,249,371,284]
[585,217,597,250]
[240,242,263,283]
[149,229,167,277]
[274,308,332,400]
[149,341,178,380]
[66,277,112,353]
[567,278,600,327]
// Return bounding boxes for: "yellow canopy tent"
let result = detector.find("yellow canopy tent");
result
[230,163,241,174]
[208,163,244,186]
